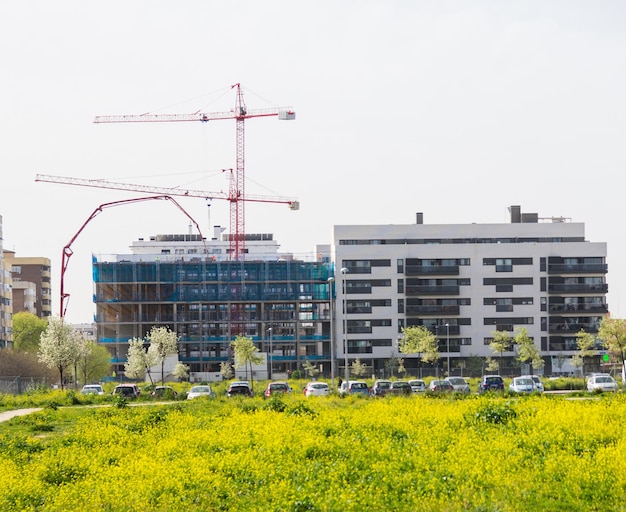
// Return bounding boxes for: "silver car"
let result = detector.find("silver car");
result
[445,377,470,394]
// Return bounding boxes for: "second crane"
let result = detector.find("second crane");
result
[93,83,296,260]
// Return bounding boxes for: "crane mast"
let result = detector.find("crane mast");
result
[93,83,295,259]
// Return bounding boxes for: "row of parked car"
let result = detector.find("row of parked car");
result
[80,372,620,402]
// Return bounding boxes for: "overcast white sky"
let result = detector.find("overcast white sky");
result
[2,1,626,324]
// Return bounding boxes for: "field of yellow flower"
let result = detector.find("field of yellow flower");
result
[0,392,625,511]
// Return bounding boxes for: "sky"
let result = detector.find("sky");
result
[2,1,626,324]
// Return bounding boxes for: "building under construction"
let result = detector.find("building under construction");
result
[94,228,333,381]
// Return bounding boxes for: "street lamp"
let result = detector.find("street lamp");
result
[327,276,335,389]
[446,323,450,377]
[268,327,273,381]
[341,267,349,385]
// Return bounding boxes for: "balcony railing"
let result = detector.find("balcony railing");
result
[548,263,608,274]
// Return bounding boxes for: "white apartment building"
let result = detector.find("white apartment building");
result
[333,206,608,378]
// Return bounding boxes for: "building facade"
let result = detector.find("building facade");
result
[0,216,12,347]
[4,252,53,319]
[94,231,333,381]
[333,206,608,378]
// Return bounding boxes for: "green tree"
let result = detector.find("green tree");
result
[302,360,320,379]
[597,317,626,376]
[554,352,568,375]
[489,330,512,374]
[575,329,598,378]
[384,351,402,378]
[12,312,47,353]
[514,327,544,374]
[77,340,111,385]
[350,358,368,379]
[146,326,179,385]
[38,316,78,390]
[485,356,499,373]
[231,335,263,392]
[399,326,440,374]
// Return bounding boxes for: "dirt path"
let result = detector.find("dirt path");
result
[0,408,42,423]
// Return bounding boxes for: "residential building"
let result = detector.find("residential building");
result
[0,216,12,347]
[333,205,608,378]
[93,229,333,381]
[4,252,52,319]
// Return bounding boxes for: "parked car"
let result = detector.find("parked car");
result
[81,384,104,395]
[371,379,392,396]
[587,374,618,393]
[303,382,330,397]
[227,381,253,397]
[509,377,534,394]
[478,375,505,393]
[388,381,413,395]
[429,380,454,393]
[408,379,426,393]
[187,385,215,400]
[521,375,544,393]
[339,381,370,396]
[264,381,292,398]
[445,377,470,394]
[151,386,177,399]
[112,384,141,398]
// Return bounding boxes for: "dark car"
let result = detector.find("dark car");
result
[112,384,141,399]
[371,379,392,396]
[428,380,454,393]
[151,386,177,399]
[479,375,505,393]
[264,381,291,398]
[388,381,413,395]
[227,381,253,397]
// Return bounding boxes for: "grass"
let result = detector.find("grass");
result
[0,389,625,511]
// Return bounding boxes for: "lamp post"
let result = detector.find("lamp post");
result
[268,327,273,381]
[341,267,349,384]
[327,276,335,389]
[446,323,450,377]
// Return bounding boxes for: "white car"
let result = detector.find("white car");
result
[445,377,470,394]
[187,385,215,399]
[587,374,618,393]
[303,382,330,397]
[81,384,104,395]
[521,375,544,393]
[509,377,534,394]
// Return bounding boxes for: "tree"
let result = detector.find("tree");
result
[350,358,368,379]
[489,330,512,374]
[231,335,263,391]
[384,351,402,378]
[302,360,320,379]
[77,341,112,385]
[399,326,440,375]
[554,352,568,375]
[38,316,79,390]
[0,348,56,381]
[125,338,158,384]
[514,327,544,375]
[485,356,499,373]
[597,317,626,375]
[575,329,598,378]
[12,312,47,353]
[172,362,190,381]
[146,326,179,385]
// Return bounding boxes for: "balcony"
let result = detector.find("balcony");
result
[548,263,608,274]
[405,265,459,276]
[406,285,460,296]
[548,284,608,294]
[406,305,460,316]
[549,304,608,314]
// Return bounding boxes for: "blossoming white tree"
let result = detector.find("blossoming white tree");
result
[38,316,79,390]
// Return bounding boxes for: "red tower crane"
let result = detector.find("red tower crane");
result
[92,83,296,260]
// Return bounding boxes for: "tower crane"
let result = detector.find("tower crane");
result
[92,83,296,260]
